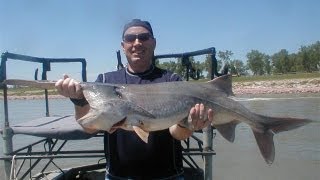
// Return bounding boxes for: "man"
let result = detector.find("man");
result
[55,19,213,179]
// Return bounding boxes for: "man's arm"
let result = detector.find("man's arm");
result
[169,124,193,140]
[169,103,213,140]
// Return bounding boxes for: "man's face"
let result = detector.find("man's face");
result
[121,26,156,72]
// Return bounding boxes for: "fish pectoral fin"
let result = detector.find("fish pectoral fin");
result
[214,121,239,142]
[132,126,149,143]
[130,105,156,119]
[252,129,275,165]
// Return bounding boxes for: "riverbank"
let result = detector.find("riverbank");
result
[1,77,320,100]
[233,77,320,94]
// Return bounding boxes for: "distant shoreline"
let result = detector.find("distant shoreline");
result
[1,78,320,100]
[233,77,320,95]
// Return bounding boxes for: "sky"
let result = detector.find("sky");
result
[0,0,319,81]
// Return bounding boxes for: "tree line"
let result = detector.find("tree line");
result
[155,41,320,79]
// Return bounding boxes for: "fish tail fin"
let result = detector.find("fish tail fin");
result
[257,114,313,134]
[252,114,313,164]
[252,129,275,164]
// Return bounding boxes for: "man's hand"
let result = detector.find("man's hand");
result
[170,103,214,140]
[55,74,84,99]
[188,103,213,131]
[56,75,94,133]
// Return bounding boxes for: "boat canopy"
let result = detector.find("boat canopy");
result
[0,115,94,140]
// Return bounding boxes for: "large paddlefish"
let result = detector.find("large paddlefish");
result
[4,75,313,164]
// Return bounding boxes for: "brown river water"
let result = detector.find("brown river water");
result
[1,93,319,180]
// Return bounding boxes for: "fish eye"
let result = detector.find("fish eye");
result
[113,86,122,99]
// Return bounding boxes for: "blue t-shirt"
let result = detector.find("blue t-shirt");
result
[95,65,184,179]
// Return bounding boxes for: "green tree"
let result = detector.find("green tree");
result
[301,48,312,72]
[157,61,177,73]
[288,53,301,72]
[301,41,320,72]
[246,50,266,75]
[230,59,246,76]
[264,55,271,75]
[295,42,320,72]
[218,50,233,63]
[310,41,320,70]
[203,54,212,79]
[193,60,205,79]
[272,49,292,74]
[203,54,225,79]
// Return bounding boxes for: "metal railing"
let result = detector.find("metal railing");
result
[1,48,225,180]
[0,52,87,180]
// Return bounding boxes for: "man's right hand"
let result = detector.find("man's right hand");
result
[56,75,95,133]
[55,74,84,99]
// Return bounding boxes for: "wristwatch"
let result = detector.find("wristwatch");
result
[70,98,89,107]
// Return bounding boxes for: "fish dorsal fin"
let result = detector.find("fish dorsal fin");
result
[133,126,149,143]
[206,75,234,96]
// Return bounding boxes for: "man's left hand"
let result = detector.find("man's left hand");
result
[188,103,213,131]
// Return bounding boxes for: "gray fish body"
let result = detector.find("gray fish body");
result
[80,77,262,132]
[4,75,313,164]
[78,76,312,164]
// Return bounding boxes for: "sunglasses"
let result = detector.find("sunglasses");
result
[123,33,153,43]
